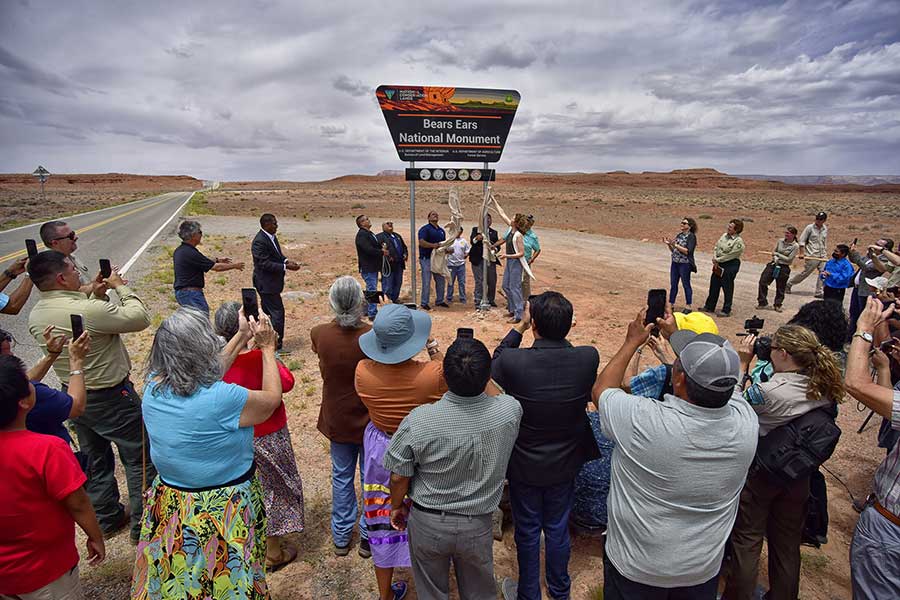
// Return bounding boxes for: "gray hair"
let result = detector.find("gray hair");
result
[329,276,366,328]
[145,307,224,396]
[178,220,201,241]
[213,301,240,340]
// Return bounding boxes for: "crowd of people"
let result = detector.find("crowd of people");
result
[1,207,899,600]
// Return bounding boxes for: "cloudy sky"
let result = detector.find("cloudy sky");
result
[2,0,899,180]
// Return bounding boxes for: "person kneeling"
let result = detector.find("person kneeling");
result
[384,338,522,600]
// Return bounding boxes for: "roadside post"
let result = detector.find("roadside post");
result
[32,165,50,203]
[376,86,520,308]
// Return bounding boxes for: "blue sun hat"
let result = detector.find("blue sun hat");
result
[359,303,432,364]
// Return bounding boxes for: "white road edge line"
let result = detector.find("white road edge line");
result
[0,192,179,234]
[120,192,194,275]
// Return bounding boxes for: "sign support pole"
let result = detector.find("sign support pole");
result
[409,160,417,306]
[479,161,491,312]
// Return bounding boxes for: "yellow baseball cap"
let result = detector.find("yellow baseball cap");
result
[674,311,719,335]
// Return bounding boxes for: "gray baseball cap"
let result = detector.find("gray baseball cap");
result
[669,331,741,392]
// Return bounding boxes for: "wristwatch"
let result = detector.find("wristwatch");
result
[69,370,84,376]
[853,331,874,344]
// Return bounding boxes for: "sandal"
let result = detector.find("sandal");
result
[266,545,298,573]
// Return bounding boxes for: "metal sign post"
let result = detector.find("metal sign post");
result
[409,160,417,305]
[32,165,50,202]
[479,160,491,312]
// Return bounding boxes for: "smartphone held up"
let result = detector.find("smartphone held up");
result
[645,289,667,335]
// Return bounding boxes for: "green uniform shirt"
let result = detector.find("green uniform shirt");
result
[28,286,150,389]
[714,234,745,263]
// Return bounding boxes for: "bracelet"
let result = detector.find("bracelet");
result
[69,370,84,376]
[48,350,62,356]
[3,269,16,279]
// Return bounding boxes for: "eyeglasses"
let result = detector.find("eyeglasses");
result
[51,231,77,241]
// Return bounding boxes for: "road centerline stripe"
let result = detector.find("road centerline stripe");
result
[0,196,173,263]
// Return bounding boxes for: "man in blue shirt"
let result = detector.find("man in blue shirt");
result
[417,211,447,310]
[821,244,855,305]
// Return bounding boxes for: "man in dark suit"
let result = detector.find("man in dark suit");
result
[252,213,299,351]
[375,221,407,304]
[470,213,501,308]
[491,291,601,600]
[355,215,387,320]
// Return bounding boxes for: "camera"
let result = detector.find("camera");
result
[738,315,772,362]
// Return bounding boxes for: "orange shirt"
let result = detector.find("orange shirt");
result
[355,359,447,435]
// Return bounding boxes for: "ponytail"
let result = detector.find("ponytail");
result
[773,325,845,403]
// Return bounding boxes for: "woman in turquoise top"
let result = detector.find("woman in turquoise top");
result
[132,307,283,600]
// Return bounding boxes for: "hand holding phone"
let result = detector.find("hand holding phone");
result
[645,289,667,329]
[241,288,259,321]
[25,239,38,258]
[99,259,112,279]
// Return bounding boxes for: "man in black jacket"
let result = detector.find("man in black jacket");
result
[470,214,500,308]
[252,213,299,351]
[492,291,600,600]
[355,215,388,320]
[375,221,407,304]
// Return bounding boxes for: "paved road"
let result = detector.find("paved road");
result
[0,191,194,379]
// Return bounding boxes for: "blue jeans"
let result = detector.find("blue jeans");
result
[419,257,445,306]
[503,259,525,319]
[669,261,693,306]
[382,266,403,303]
[447,263,467,302]
[330,441,368,546]
[175,289,210,314]
[361,271,379,318]
[509,479,575,600]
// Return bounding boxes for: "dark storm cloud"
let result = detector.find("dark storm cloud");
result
[0,46,81,96]
[1,0,899,179]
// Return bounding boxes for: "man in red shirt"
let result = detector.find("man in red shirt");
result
[0,354,105,598]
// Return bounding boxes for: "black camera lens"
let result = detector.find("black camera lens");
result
[753,336,772,362]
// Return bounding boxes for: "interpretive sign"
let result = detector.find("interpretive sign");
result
[376,85,520,162]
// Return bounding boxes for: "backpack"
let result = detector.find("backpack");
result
[753,404,841,486]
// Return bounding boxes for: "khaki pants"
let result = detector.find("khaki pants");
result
[787,257,824,296]
[1,566,81,600]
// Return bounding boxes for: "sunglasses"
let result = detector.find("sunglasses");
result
[681,221,690,225]
[52,231,77,241]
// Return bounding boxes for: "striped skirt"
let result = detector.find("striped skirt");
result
[362,422,411,569]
